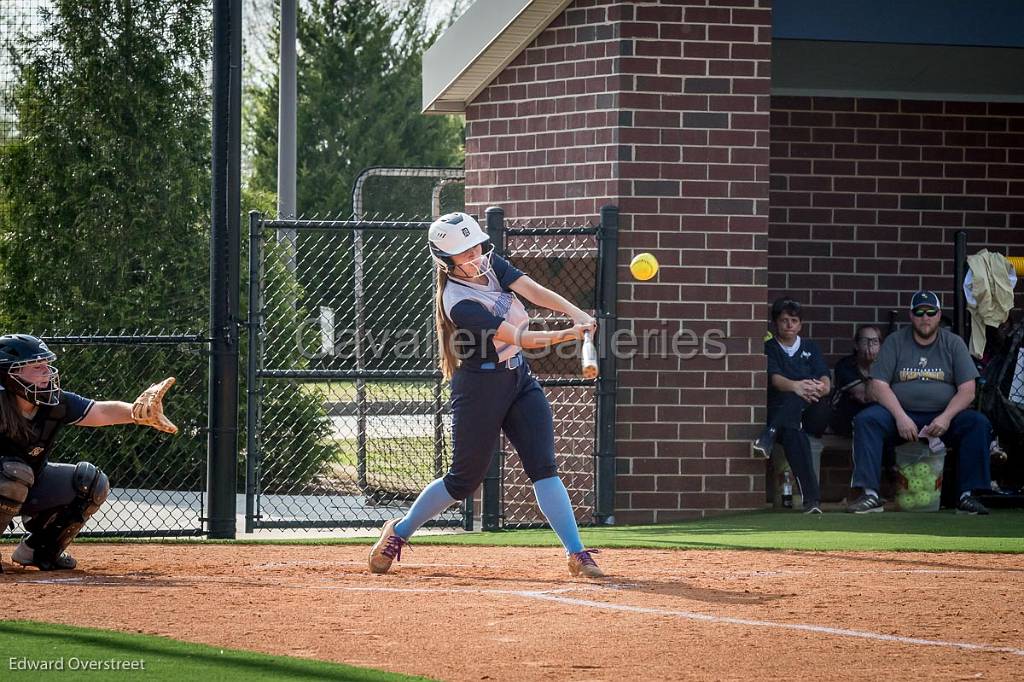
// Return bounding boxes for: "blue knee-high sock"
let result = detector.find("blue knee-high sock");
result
[533,476,584,554]
[395,478,457,539]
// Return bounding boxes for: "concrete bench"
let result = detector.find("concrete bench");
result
[768,434,853,506]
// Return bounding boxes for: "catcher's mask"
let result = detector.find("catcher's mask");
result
[0,334,62,406]
[428,212,494,279]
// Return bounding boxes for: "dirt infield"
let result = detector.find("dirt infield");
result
[2,544,1021,681]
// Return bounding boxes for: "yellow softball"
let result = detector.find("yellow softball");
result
[629,252,659,281]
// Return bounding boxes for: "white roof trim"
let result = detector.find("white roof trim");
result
[422,0,574,114]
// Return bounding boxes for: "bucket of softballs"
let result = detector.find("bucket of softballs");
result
[894,439,944,512]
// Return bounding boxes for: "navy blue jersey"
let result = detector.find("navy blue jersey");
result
[765,337,828,410]
[0,391,94,472]
[443,255,528,367]
[830,353,873,436]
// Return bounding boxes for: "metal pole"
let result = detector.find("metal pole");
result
[353,229,368,498]
[953,230,968,342]
[595,205,619,525]
[277,0,298,266]
[431,177,462,218]
[431,267,445,482]
[482,207,505,531]
[245,212,263,533]
[207,0,242,539]
[430,188,447,485]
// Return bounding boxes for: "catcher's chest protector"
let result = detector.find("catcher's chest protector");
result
[0,393,91,473]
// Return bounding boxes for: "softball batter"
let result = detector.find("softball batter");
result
[369,212,604,578]
[0,334,177,571]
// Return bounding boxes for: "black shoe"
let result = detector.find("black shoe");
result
[752,426,777,459]
[847,493,884,514]
[956,495,990,515]
[803,505,823,515]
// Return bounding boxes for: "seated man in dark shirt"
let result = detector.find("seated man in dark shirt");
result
[753,297,831,514]
[847,290,991,515]
[830,324,883,437]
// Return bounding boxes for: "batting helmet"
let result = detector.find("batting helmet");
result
[428,212,493,276]
[0,334,62,406]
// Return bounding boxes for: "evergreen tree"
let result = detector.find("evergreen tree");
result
[248,0,464,217]
[0,1,212,491]
[0,0,211,332]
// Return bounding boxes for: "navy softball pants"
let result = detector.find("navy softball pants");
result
[22,462,84,516]
[767,392,829,508]
[852,404,991,493]
[442,359,558,500]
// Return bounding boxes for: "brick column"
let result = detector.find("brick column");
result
[612,1,771,521]
[464,0,773,520]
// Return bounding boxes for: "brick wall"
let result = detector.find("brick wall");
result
[769,97,1024,364]
[464,1,624,221]
[464,0,773,522]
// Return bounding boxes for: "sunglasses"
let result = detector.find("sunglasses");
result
[912,308,939,318]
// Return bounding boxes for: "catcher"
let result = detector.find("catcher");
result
[0,334,177,571]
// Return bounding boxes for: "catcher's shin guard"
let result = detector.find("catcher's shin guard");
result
[23,461,109,569]
[0,459,34,572]
[0,458,33,530]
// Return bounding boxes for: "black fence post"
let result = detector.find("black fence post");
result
[482,206,506,532]
[595,205,619,525]
[207,0,242,539]
[953,230,968,342]
[244,211,263,534]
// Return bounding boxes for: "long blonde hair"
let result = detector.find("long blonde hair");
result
[435,267,459,380]
[0,387,33,442]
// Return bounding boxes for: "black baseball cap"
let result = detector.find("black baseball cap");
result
[910,290,941,311]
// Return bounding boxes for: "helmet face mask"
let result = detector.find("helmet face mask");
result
[428,212,494,279]
[7,361,61,406]
[451,243,495,279]
[0,334,62,406]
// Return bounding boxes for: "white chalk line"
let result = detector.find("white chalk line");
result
[731,568,1017,577]
[11,575,1024,657]
[523,592,1024,658]
[284,583,1024,657]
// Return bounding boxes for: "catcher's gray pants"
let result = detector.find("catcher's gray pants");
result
[22,462,84,516]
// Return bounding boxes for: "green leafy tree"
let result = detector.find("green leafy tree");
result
[248,0,465,217]
[0,0,211,333]
[247,1,464,381]
[0,1,212,491]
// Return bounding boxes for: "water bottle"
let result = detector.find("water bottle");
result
[782,470,793,509]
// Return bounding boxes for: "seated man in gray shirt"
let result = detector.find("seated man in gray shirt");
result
[847,291,991,515]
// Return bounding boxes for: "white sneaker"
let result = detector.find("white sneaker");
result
[11,541,77,570]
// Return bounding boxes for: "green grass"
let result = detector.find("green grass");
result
[0,620,431,681]
[27,509,1022,555]
[121,509,1020,554]
[326,436,441,489]
[299,380,437,402]
[477,509,1024,553]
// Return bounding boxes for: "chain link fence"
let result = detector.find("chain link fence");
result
[1,0,45,230]
[1,334,209,538]
[3,3,212,537]
[494,221,600,528]
[247,201,618,532]
[248,213,461,530]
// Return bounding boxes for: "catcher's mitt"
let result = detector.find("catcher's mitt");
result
[132,377,178,434]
